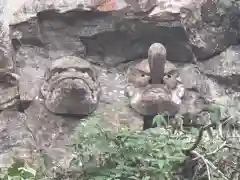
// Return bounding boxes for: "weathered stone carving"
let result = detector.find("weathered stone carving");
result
[125,43,184,118]
[125,55,177,89]
[40,56,101,116]
[125,42,221,129]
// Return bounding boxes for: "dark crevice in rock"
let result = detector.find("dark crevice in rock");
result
[10,10,194,69]
[49,112,88,119]
[18,100,31,112]
[18,38,45,47]
[143,115,157,130]
[79,23,192,67]
[11,39,21,52]
[204,74,240,92]
[191,45,225,61]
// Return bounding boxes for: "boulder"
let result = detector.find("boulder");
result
[8,0,240,66]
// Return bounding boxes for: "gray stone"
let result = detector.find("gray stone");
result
[7,0,240,65]
[0,85,20,111]
[0,0,240,173]
[179,64,225,101]
[0,111,32,166]
[16,46,48,104]
[0,101,80,168]
[9,1,195,67]
[41,56,101,116]
[200,45,240,91]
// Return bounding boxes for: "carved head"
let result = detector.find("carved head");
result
[148,43,167,84]
[163,70,180,89]
[41,56,100,116]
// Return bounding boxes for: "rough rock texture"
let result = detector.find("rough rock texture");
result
[0,0,22,111]
[200,45,240,91]
[0,0,239,172]
[0,101,79,168]
[125,43,183,118]
[181,0,239,60]
[179,64,226,101]
[127,84,180,116]
[16,46,48,108]
[0,86,20,110]
[9,0,240,63]
[41,56,101,115]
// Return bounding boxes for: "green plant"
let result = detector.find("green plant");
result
[70,117,192,180]
[0,159,37,180]
[1,102,239,180]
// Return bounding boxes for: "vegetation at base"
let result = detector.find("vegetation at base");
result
[1,103,240,180]
[70,118,191,180]
[0,159,37,180]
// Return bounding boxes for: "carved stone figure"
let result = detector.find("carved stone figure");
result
[40,56,101,116]
[125,43,185,129]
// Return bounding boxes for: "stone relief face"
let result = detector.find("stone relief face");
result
[40,56,101,116]
[163,73,178,89]
[126,66,151,87]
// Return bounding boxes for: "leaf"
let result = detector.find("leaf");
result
[142,176,151,180]
[129,176,139,180]
[70,115,193,179]
[153,114,166,127]
[7,159,25,177]
[19,167,36,178]
[157,160,165,169]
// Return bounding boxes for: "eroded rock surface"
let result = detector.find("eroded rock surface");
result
[0,1,21,111]
[41,56,101,115]
[125,43,183,118]
[0,101,80,168]
[171,64,226,126]
[200,45,240,91]
[0,0,239,172]
[16,46,48,108]
[9,0,240,63]
[0,86,20,110]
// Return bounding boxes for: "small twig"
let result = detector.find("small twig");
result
[192,150,211,180]
[192,150,230,180]
[230,157,240,180]
[225,145,240,151]
[226,136,240,139]
[205,157,229,180]
[183,123,215,153]
[206,141,227,156]
[221,116,234,125]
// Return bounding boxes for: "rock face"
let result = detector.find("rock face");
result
[0,1,21,111]
[200,45,240,91]
[181,0,239,60]
[0,86,20,110]
[8,0,240,65]
[170,64,226,126]
[40,56,101,115]
[0,0,239,172]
